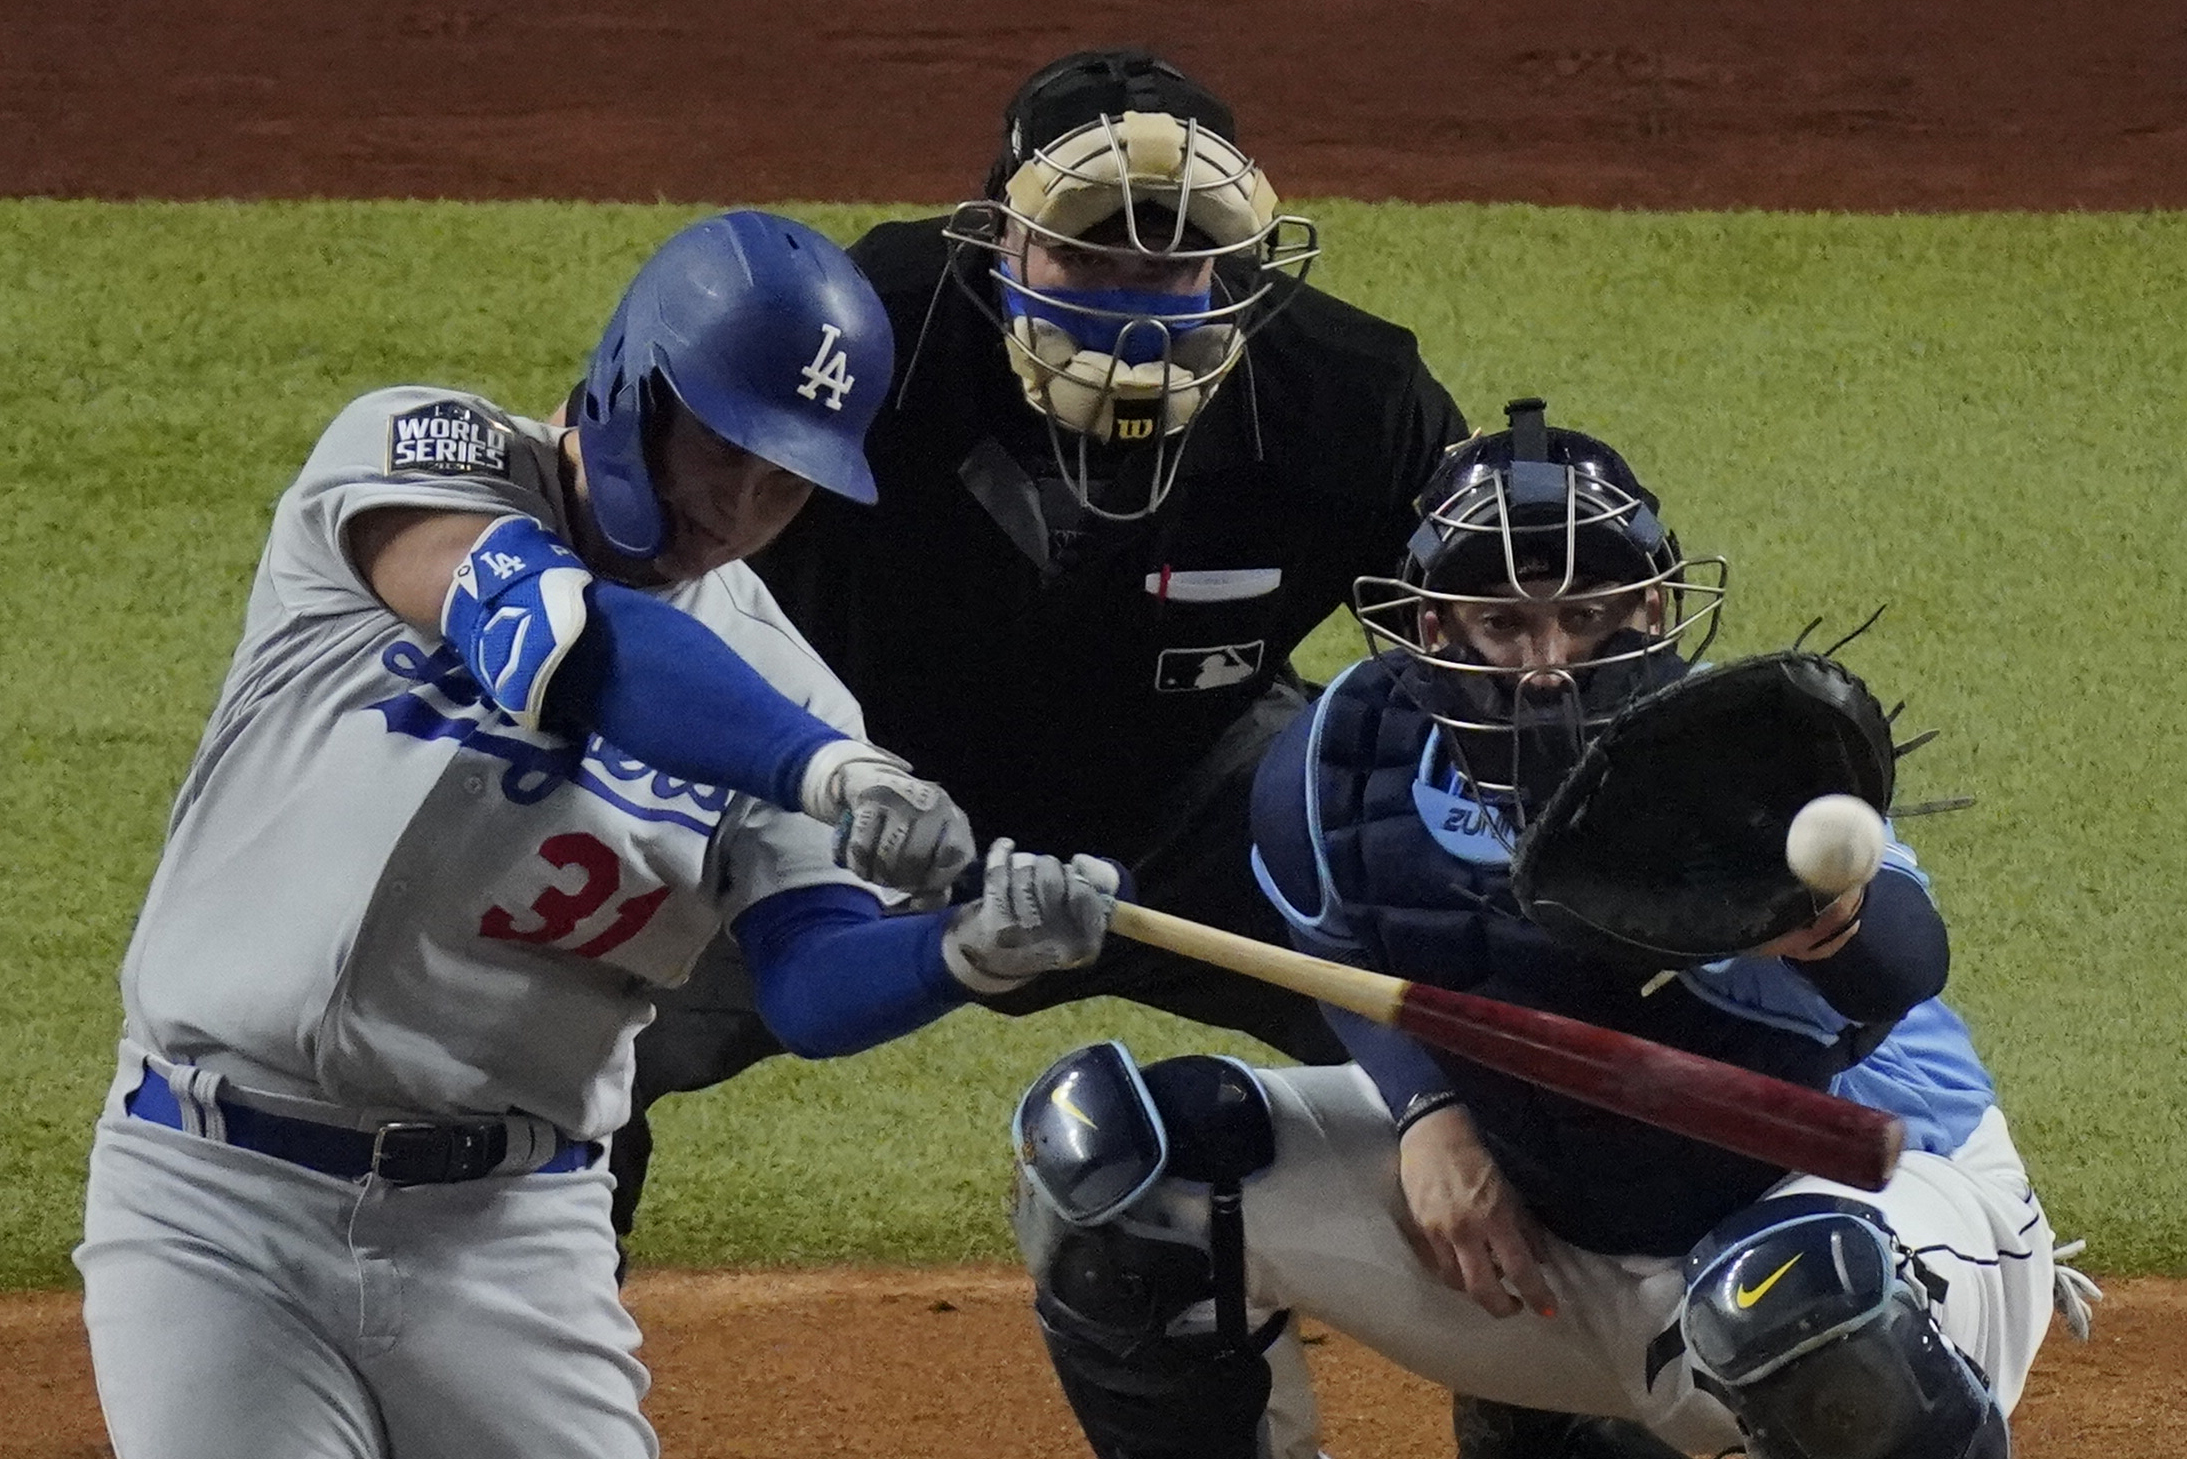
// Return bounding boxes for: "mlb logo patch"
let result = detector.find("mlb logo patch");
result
[386,400,515,478]
[1156,641,1264,692]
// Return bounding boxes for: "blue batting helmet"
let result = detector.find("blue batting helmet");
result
[576,210,893,559]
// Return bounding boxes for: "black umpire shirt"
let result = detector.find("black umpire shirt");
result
[750,216,1467,862]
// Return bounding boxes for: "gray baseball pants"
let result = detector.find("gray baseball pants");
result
[77,1072,653,1459]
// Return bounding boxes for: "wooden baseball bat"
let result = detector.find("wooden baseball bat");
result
[1108,901,1903,1191]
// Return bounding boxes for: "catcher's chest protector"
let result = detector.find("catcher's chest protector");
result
[1310,658,1601,985]
[1305,660,1844,1254]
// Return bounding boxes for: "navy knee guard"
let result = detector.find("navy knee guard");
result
[1674,1194,2007,1459]
[1012,1043,1282,1459]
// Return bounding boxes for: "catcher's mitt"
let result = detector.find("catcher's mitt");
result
[1511,651,1897,970]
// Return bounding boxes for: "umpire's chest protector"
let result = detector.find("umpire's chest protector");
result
[1296,657,1850,1255]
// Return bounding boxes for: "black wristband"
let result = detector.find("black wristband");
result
[1397,1090,1466,1137]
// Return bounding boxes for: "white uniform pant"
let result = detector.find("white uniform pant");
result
[1231,1066,2056,1459]
[76,1098,653,1459]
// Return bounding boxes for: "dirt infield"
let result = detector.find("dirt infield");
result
[6,0,2187,209]
[4,1266,2181,1456]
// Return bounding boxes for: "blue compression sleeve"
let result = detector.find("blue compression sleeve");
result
[1796,867,1951,1023]
[546,581,845,811]
[1325,1005,1456,1119]
[1276,919,1456,1120]
[732,883,968,1057]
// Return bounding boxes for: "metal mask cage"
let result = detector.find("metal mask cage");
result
[1353,559,1729,733]
[1414,463,1669,597]
[974,110,1318,259]
[1357,565,1726,838]
[936,112,1320,520]
[1350,457,1727,833]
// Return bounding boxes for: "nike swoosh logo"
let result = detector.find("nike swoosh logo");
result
[1736,1254,1803,1309]
[1051,1087,1097,1130]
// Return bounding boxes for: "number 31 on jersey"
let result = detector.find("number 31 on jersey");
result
[480,830,668,959]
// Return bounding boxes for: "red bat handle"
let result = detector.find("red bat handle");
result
[1395,982,1904,1191]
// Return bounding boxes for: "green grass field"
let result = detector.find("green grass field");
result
[3,200,2182,1289]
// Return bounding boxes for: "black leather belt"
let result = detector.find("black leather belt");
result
[127,1068,598,1185]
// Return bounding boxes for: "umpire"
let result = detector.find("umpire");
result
[608,48,1463,1228]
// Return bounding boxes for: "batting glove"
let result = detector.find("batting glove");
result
[799,740,977,896]
[942,838,1122,995]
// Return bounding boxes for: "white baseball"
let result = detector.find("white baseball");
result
[1785,795,1887,895]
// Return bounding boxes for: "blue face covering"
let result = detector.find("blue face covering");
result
[1000,259,1212,366]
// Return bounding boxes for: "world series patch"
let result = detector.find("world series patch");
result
[1155,641,1264,692]
[386,400,515,479]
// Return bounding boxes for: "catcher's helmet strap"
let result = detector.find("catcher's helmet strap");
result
[1506,396,1548,460]
[1405,517,1443,566]
[1505,459,1568,505]
[1502,460,1666,552]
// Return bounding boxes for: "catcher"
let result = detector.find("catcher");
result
[1003,401,2081,1459]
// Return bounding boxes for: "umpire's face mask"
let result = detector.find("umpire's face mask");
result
[1004,212,1218,365]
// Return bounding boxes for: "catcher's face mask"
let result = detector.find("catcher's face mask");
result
[942,109,1318,519]
[1354,407,1727,831]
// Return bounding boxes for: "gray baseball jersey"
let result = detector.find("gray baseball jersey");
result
[118,386,867,1141]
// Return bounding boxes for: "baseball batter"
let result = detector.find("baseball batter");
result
[1007,404,2083,1459]
[74,210,1119,1459]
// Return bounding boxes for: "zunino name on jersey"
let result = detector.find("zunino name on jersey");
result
[370,639,730,833]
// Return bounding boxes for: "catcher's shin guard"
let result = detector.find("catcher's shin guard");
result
[1035,1293,1279,1459]
[1674,1195,2007,1459]
[1013,1044,1284,1459]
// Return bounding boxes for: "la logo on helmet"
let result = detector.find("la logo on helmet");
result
[797,323,856,411]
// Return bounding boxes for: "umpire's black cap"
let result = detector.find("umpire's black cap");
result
[984,50,1237,198]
